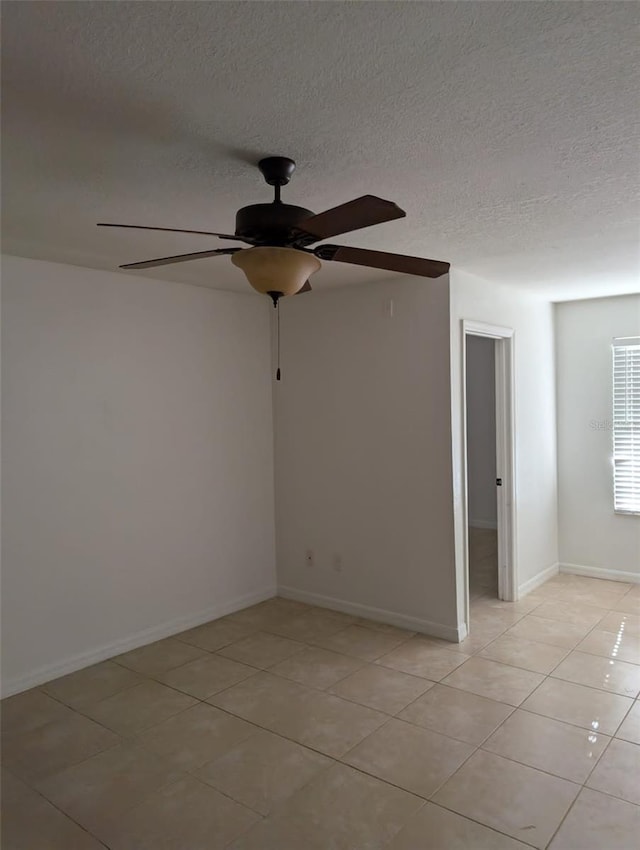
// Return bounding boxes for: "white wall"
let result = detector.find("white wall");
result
[1,255,276,694]
[274,277,459,639]
[450,271,558,625]
[556,294,640,579]
[466,335,497,528]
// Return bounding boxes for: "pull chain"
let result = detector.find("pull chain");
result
[276,298,281,381]
[267,291,282,381]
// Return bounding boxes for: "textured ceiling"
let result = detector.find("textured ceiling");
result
[2,1,639,301]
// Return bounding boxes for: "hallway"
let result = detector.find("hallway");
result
[469,527,499,600]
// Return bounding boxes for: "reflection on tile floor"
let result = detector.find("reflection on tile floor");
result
[3,569,640,848]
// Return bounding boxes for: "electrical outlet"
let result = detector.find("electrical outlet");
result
[332,554,343,573]
[305,549,314,568]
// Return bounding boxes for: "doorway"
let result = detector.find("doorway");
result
[462,321,516,631]
[466,336,499,600]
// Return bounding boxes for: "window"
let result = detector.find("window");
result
[613,337,640,515]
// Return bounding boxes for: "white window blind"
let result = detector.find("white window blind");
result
[613,337,640,515]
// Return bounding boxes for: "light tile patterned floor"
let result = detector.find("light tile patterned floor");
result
[2,555,640,846]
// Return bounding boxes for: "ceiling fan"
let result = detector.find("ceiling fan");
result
[97,156,450,305]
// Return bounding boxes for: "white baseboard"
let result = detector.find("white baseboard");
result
[1,586,277,698]
[469,519,498,530]
[278,585,463,642]
[518,563,559,598]
[559,563,640,585]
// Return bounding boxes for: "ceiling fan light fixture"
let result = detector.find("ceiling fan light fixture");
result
[231,246,321,298]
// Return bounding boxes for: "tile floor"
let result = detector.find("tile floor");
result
[2,568,640,847]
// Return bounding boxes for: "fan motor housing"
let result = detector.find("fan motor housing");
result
[235,203,314,245]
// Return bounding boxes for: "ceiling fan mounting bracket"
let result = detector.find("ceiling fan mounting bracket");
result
[258,156,296,187]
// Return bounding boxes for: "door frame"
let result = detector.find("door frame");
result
[461,320,517,628]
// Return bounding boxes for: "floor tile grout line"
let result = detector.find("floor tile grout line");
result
[475,738,604,789]
[479,632,573,670]
[304,633,416,660]
[417,797,541,850]
[337,745,483,814]
[611,690,640,739]
[445,651,556,682]
[2,764,113,849]
[572,638,640,666]
[542,783,587,849]
[513,698,632,738]
[319,677,433,716]
[374,801,431,850]
[100,772,221,844]
[575,777,640,808]
[149,665,260,699]
[345,735,481,804]
[347,766,493,836]
[8,686,130,767]
[579,732,619,792]
[58,680,202,735]
[209,644,444,709]
[391,683,519,742]
[391,731,547,848]
[203,659,410,710]
[423,798,546,850]
[213,762,357,850]
[546,672,640,700]
[96,762,257,846]
[540,724,640,849]
[191,742,337,820]
[169,766,272,820]
[486,702,616,744]
[328,662,432,693]
[39,677,150,715]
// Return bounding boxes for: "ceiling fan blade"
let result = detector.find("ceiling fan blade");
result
[315,244,450,279]
[296,280,312,294]
[291,196,405,245]
[120,247,241,270]
[98,223,250,243]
